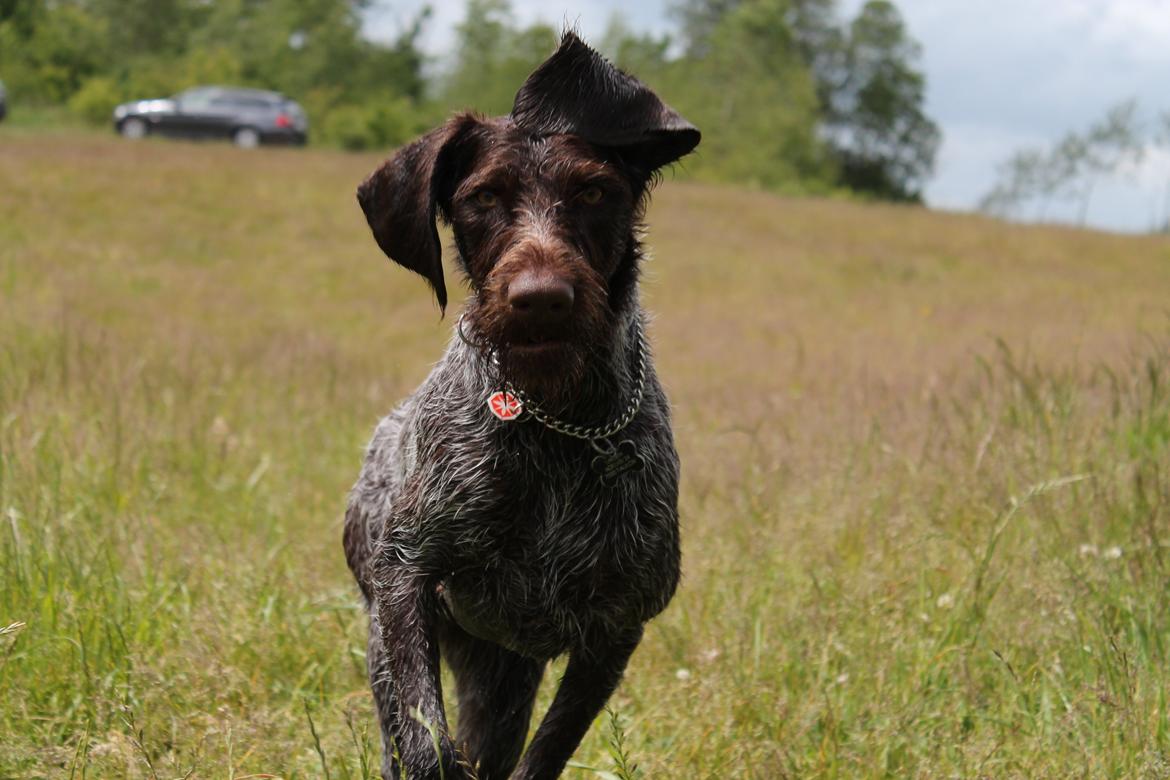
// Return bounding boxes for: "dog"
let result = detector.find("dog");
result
[343,33,699,780]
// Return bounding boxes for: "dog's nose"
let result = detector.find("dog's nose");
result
[507,272,575,325]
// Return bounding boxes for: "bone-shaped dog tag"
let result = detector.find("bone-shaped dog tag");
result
[590,439,645,485]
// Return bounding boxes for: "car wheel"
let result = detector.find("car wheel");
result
[120,117,147,140]
[233,127,261,149]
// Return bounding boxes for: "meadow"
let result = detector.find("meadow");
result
[2,130,1169,779]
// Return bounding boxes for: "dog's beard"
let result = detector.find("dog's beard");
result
[471,313,611,411]
[494,340,586,407]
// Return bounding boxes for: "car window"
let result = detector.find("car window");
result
[177,88,219,111]
[233,97,275,109]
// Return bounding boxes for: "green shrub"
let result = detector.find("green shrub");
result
[318,97,429,151]
[319,104,375,151]
[67,76,124,125]
[365,97,429,148]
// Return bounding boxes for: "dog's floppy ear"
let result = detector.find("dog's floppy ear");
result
[356,115,481,313]
[511,32,700,172]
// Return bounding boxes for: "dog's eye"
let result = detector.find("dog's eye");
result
[475,190,499,208]
[579,186,604,205]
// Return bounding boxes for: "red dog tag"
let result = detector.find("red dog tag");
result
[487,391,523,421]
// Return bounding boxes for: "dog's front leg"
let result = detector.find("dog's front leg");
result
[374,559,463,780]
[511,628,643,780]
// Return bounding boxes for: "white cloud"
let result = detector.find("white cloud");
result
[1087,0,1170,62]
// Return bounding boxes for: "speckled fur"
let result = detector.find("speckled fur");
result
[344,304,680,779]
[343,32,698,780]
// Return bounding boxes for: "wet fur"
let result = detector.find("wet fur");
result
[344,32,698,780]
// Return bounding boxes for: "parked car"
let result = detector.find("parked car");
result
[0,79,7,122]
[112,86,308,147]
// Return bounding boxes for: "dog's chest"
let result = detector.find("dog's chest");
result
[439,437,679,658]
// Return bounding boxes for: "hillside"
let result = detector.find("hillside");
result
[2,133,1169,777]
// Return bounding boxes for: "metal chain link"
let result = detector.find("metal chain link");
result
[508,321,646,442]
[458,314,647,442]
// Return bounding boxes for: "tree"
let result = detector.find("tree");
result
[0,0,38,38]
[659,0,833,189]
[441,0,557,116]
[672,0,742,57]
[1158,112,1170,232]
[599,13,672,78]
[669,0,938,199]
[88,0,196,59]
[786,0,847,115]
[826,0,939,201]
[978,148,1052,218]
[1072,100,1143,223]
[980,100,1144,226]
[0,2,110,102]
[673,0,844,98]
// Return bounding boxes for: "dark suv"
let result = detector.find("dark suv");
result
[113,86,308,147]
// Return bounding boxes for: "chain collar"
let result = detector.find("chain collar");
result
[457,314,648,445]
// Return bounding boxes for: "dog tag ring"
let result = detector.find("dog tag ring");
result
[487,391,524,421]
[590,438,645,485]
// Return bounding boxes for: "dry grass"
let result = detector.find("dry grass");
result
[2,131,1170,778]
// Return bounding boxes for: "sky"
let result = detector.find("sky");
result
[365,0,1170,233]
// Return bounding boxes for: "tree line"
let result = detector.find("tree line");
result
[0,0,941,201]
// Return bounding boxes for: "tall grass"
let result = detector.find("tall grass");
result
[2,131,1169,777]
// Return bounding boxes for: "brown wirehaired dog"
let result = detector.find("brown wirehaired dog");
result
[344,33,699,780]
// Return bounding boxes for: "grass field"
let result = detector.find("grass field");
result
[2,131,1170,779]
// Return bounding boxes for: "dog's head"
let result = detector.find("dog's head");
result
[357,32,699,398]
